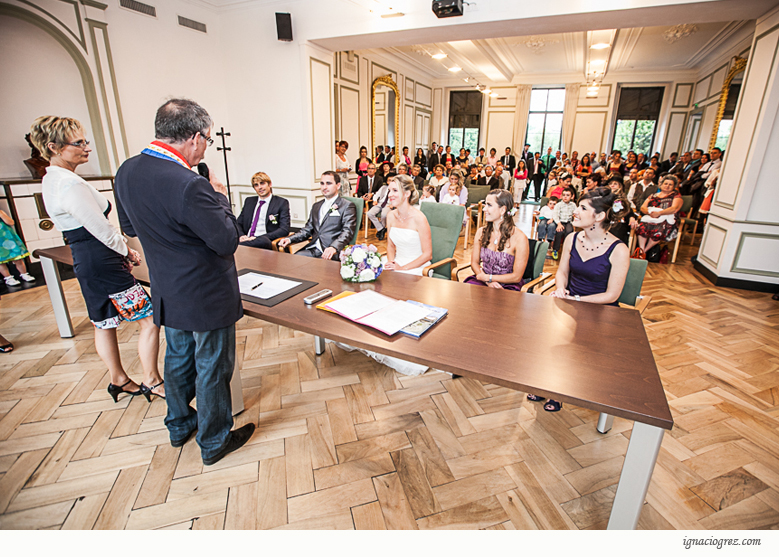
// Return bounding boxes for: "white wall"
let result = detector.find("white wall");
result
[0,15,99,177]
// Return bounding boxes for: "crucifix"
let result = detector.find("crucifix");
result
[216,127,232,205]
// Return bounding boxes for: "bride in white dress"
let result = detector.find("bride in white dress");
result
[335,174,434,376]
[384,175,432,275]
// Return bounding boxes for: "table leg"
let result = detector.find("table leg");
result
[230,356,244,415]
[314,335,326,355]
[40,256,74,338]
[597,412,614,434]
[607,421,665,529]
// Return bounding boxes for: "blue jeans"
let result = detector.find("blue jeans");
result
[537,219,556,242]
[164,325,235,460]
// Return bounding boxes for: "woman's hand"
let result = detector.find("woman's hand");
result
[550,287,569,298]
[487,281,504,289]
[384,261,398,270]
[127,248,142,266]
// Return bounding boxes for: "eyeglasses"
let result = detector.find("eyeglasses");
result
[199,132,213,146]
[66,140,90,149]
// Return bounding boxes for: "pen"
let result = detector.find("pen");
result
[251,282,264,290]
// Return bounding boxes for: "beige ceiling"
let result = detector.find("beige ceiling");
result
[381,20,754,83]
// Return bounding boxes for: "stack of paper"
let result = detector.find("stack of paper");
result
[321,290,431,335]
[238,272,302,300]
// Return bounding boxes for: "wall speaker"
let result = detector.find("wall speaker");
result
[276,13,293,42]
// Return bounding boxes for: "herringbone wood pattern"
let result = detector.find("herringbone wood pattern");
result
[1,213,778,530]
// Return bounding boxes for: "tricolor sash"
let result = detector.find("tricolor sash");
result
[141,141,192,170]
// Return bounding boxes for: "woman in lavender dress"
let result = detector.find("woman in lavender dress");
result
[464,190,528,290]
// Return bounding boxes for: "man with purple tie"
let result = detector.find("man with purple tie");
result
[237,172,290,250]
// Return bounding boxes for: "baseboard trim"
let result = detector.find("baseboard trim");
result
[692,256,779,293]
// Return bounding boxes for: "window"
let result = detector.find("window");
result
[715,83,741,151]
[447,91,482,153]
[612,87,664,154]
[525,88,564,155]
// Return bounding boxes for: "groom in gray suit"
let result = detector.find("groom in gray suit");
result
[278,171,357,260]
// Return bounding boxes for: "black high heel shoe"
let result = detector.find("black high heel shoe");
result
[107,379,141,403]
[140,380,165,402]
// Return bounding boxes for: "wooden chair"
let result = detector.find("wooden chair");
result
[419,203,466,280]
[273,196,364,253]
[454,239,551,293]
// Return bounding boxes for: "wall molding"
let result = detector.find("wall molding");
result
[731,232,779,277]
[699,221,728,267]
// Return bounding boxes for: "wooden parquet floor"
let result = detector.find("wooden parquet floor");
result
[1,213,778,530]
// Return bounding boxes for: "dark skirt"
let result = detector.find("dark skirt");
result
[463,275,524,291]
[64,226,136,323]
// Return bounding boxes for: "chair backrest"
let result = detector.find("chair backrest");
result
[521,239,548,281]
[539,196,550,207]
[466,185,490,206]
[420,202,466,279]
[680,195,694,216]
[343,196,364,245]
[618,258,648,306]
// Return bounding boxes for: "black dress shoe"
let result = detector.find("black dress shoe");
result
[377,228,387,241]
[202,423,256,466]
[171,428,197,448]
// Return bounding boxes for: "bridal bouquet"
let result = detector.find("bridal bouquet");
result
[339,244,383,282]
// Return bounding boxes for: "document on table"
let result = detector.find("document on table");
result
[238,272,302,300]
[323,290,431,335]
[323,290,395,320]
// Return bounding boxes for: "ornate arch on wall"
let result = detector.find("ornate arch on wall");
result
[0,2,111,174]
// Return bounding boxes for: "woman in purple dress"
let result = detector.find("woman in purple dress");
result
[527,186,630,412]
[464,190,528,290]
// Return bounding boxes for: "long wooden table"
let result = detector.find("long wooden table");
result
[33,244,673,530]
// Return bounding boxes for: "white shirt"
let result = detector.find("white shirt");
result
[315,195,339,252]
[42,166,127,255]
[249,194,272,237]
[538,205,556,220]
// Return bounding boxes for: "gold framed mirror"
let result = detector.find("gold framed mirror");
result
[709,56,747,151]
[371,75,400,166]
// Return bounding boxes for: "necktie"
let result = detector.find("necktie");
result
[380,191,389,208]
[248,199,266,236]
[369,177,373,192]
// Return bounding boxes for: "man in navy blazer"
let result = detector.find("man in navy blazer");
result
[278,171,356,260]
[115,99,254,466]
[236,172,290,250]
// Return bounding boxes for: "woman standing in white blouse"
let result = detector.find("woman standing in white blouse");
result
[32,116,165,402]
[335,140,351,196]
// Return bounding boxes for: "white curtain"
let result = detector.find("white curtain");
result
[562,83,580,154]
[512,84,532,153]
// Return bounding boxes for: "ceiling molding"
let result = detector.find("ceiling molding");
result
[491,37,525,74]
[561,32,580,72]
[684,21,749,68]
[384,47,441,80]
[611,27,643,70]
[472,39,514,82]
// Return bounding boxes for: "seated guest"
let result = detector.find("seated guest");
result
[636,153,649,171]
[465,165,485,188]
[528,186,629,412]
[411,164,425,190]
[441,181,464,206]
[420,184,437,203]
[633,174,683,259]
[439,171,467,205]
[356,163,383,200]
[551,187,576,260]
[429,164,449,194]
[487,148,499,169]
[660,152,678,174]
[605,177,637,245]
[237,172,291,250]
[367,180,392,241]
[278,171,356,259]
[396,163,409,175]
[485,166,500,189]
[548,174,571,201]
[456,148,469,166]
[544,170,558,197]
[576,154,593,181]
[628,167,658,210]
[380,160,394,181]
[464,190,528,291]
[475,148,489,166]
[384,175,432,275]
[536,196,558,245]
[607,150,626,176]
[583,173,602,194]
[444,160,455,176]
[624,168,639,191]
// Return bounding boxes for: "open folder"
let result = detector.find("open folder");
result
[320,290,431,336]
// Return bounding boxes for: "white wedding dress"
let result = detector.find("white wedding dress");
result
[334,226,431,377]
[386,227,431,276]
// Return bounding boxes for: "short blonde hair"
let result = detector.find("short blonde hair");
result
[30,116,84,161]
[251,171,272,186]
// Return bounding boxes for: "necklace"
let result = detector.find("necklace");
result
[396,209,410,221]
[579,233,608,251]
